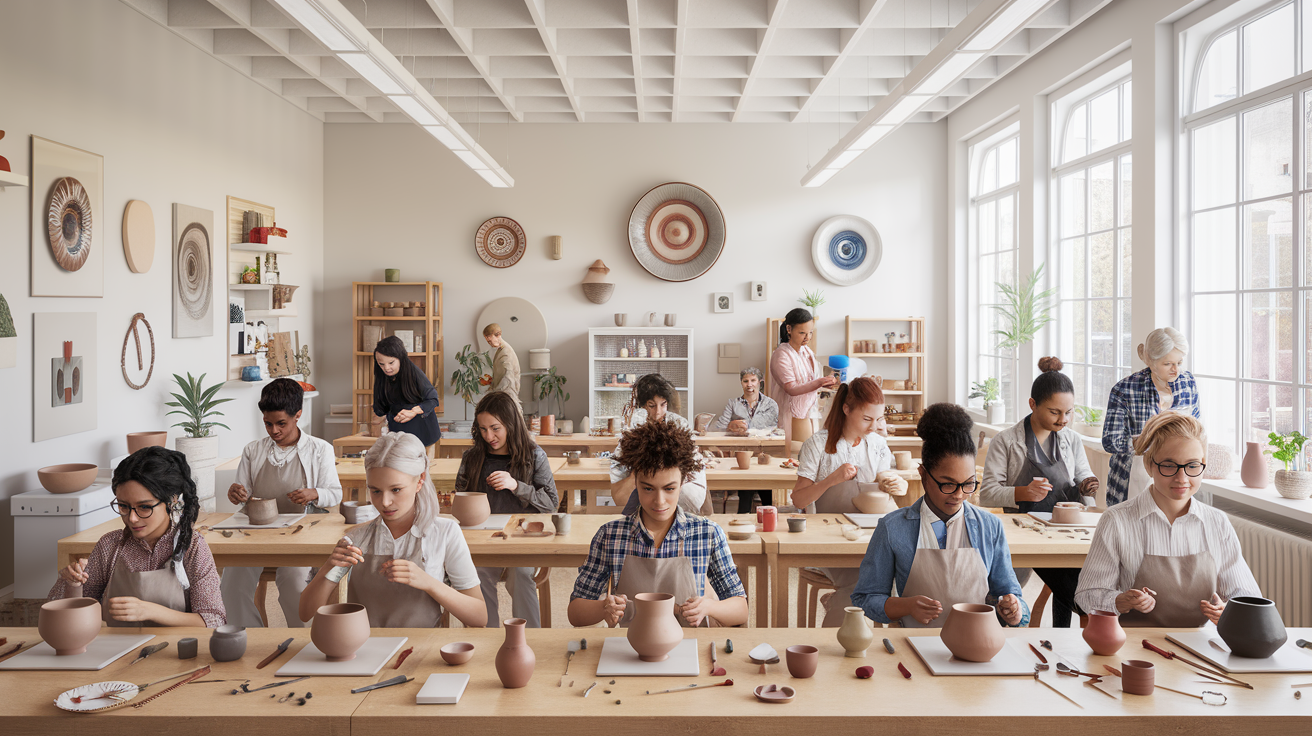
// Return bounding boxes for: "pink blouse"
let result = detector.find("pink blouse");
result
[770,342,821,422]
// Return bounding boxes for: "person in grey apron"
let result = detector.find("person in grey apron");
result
[852,404,1029,628]
[298,432,486,628]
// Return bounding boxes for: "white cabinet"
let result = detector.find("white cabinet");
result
[588,328,694,422]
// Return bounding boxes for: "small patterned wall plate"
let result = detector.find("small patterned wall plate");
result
[628,182,725,282]
[48,176,93,272]
[475,216,527,268]
[811,215,881,286]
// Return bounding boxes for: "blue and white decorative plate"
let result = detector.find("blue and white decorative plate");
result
[811,215,881,286]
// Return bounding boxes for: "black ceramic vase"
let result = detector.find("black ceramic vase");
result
[1217,596,1287,658]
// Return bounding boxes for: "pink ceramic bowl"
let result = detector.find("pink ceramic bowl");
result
[311,603,370,662]
[38,464,98,494]
[39,597,102,655]
[440,642,475,665]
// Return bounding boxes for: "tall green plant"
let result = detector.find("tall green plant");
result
[450,344,492,420]
[968,378,1000,406]
[0,293,15,338]
[991,264,1057,350]
[166,373,233,438]
[534,366,571,419]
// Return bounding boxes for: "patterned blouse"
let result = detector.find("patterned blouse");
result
[1101,367,1201,506]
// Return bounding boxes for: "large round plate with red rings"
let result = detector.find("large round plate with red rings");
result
[475,216,526,268]
[628,182,725,281]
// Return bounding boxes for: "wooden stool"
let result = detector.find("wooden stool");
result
[797,568,837,627]
[255,567,278,627]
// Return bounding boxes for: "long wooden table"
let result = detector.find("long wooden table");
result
[334,456,569,503]
[334,431,790,459]
[2,625,1305,734]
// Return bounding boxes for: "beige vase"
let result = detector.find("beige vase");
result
[39,597,101,655]
[452,492,491,527]
[836,606,875,657]
[311,603,370,662]
[939,603,1005,662]
[627,593,683,662]
[853,483,898,514]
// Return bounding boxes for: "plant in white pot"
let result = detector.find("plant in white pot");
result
[166,373,232,512]
[969,378,1004,425]
[449,344,492,432]
[1073,405,1105,439]
[1264,431,1311,500]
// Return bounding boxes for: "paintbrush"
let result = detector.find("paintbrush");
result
[646,679,733,695]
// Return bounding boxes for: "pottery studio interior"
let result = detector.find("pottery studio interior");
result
[3,0,1312,732]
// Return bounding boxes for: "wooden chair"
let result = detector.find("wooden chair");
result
[255,567,279,627]
[797,568,837,627]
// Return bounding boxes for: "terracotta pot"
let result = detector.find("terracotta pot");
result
[1217,596,1287,658]
[1241,442,1268,488]
[38,597,101,655]
[786,645,819,678]
[757,453,772,465]
[893,451,913,471]
[1120,659,1154,695]
[37,464,98,494]
[452,492,491,527]
[853,483,898,514]
[837,606,875,657]
[735,451,751,469]
[311,603,370,662]
[440,642,475,665]
[627,593,683,662]
[1051,502,1084,525]
[495,618,535,688]
[209,624,247,662]
[245,497,279,525]
[539,414,555,437]
[126,431,167,454]
[1082,610,1126,655]
[939,603,1005,662]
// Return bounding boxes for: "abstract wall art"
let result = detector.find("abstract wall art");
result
[31,137,104,297]
[172,203,214,338]
[33,312,98,441]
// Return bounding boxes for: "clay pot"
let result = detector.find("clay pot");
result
[893,451,913,471]
[37,464,98,494]
[38,597,101,655]
[539,414,555,437]
[627,593,683,662]
[735,451,751,469]
[939,603,1005,662]
[854,483,898,514]
[209,624,247,661]
[311,603,370,662]
[1274,470,1312,500]
[837,606,875,657]
[1051,502,1084,525]
[1082,610,1126,655]
[786,645,818,678]
[495,618,535,688]
[244,497,279,525]
[452,492,491,527]
[340,501,377,525]
[126,431,167,454]
[757,453,772,465]
[1120,659,1154,695]
[726,519,755,540]
[787,516,806,533]
[1217,596,1287,658]
[1241,442,1268,488]
[440,642,475,665]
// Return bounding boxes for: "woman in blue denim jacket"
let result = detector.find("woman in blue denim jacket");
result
[852,403,1029,628]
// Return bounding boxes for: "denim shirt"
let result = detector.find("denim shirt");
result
[851,498,1029,626]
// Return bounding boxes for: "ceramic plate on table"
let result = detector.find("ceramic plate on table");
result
[1166,631,1312,674]
[1027,511,1100,528]
[215,512,306,529]
[54,681,139,712]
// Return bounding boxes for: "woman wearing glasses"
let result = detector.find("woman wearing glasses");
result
[49,447,225,627]
[1075,412,1260,626]
[852,404,1028,628]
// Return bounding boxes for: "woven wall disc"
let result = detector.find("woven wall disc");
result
[47,177,93,272]
[475,217,526,268]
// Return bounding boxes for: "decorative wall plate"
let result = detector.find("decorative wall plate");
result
[47,177,93,272]
[176,222,212,320]
[811,215,881,286]
[122,200,154,273]
[628,182,725,282]
[475,216,526,268]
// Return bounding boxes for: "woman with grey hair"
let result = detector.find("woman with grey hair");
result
[713,367,780,512]
[1102,327,1201,506]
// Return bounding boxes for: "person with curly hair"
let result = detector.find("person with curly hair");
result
[609,373,708,515]
[568,418,747,628]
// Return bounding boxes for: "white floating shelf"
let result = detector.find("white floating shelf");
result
[230,240,292,255]
[229,284,273,291]
[0,170,29,189]
[245,308,296,319]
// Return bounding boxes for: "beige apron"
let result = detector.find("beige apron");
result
[612,534,706,628]
[102,537,188,628]
[252,451,308,514]
[898,509,989,629]
[810,479,870,599]
[346,521,444,628]
[1119,550,1217,628]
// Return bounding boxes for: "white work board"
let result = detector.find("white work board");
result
[216,512,306,529]
[595,637,700,677]
[276,636,407,677]
[1167,630,1312,674]
[906,636,1035,676]
[0,634,153,671]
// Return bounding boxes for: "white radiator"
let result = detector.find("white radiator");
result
[1227,512,1312,627]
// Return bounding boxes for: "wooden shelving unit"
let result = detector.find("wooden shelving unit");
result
[845,316,926,435]
[226,196,303,383]
[352,281,444,428]
[588,328,693,422]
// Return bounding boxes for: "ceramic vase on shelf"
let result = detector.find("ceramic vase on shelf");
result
[837,606,875,657]
[939,603,1005,662]
[452,492,491,527]
[627,593,682,662]
[495,618,535,688]
[38,597,100,655]
[1241,442,1269,488]
[1217,596,1287,658]
[1082,610,1126,655]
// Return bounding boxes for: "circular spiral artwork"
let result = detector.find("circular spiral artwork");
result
[475,217,526,268]
[47,177,93,272]
[176,222,212,320]
[811,215,882,286]
[628,182,725,282]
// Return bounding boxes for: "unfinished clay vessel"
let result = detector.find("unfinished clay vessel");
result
[1050,501,1084,525]
[452,492,491,527]
[440,642,475,665]
[495,618,535,687]
[1217,596,1287,658]
[853,483,898,514]
[311,603,370,662]
[735,451,751,469]
[126,431,167,454]
[893,451,913,471]
[939,603,1005,662]
[628,593,682,662]
[786,645,818,678]
[209,624,247,662]
[1120,659,1154,695]
[244,497,279,525]
[38,597,101,655]
[757,453,772,465]
[1082,610,1126,655]
[37,464,98,494]
[837,606,875,657]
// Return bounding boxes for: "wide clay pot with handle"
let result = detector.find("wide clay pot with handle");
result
[939,603,1005,662]
[1217,596,1287,658]
[245,497,279,525]
[452,492,491,527]
[853,483,898,514]
[126,431,168,454]
[1082,610,1126,655]
[38,597,101,655]
[311,603,370,662]
[837,606,875,657]
[495,618,536,687]
[627,593,683,662]
[1241,442,1268,488]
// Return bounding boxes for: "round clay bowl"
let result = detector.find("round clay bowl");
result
[786,645,819,678]
[452,492,491,527]
[753,684,796,703]
[245,497,279,525]
[1050,503,1084,524]
[440,642,475,665]
[37,464,98,494]
[311,603,370,662]
[38,597,101,655]
[126,431,168,454]
[940,603,1005,662]
[726,521,755,540]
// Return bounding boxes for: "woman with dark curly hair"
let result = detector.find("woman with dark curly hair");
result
[609,373,708,514]
[569,418,747,628]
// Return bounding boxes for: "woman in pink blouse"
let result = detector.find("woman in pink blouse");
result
[770,308,839,454]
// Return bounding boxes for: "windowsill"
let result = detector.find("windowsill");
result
[1201,477,1312,530]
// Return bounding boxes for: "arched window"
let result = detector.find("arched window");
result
[969,126,1020,414]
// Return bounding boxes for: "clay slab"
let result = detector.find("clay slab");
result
[1166,630,1312,674]
[215,512,306,529]
[276,636,407,677]
[0,634,152,671]
[595,637,700,677]
[906,636,1034,676]
[417,673,470,704]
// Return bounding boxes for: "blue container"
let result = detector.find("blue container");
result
[828,354,851,383]
[240,366,262,382]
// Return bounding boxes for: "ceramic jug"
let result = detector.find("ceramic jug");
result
[627,593,682,662]
[939,603,1005,662]
[837,606,875,657]
[495,618,536,688]
[1241,442,1269,488]
[1217,596,1287,658]
[1082,610,1126,655]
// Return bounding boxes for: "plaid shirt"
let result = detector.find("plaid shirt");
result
[570,509,746,602]
[1102,368,1201,506]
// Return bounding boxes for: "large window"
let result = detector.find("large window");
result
[970,131,1020,412]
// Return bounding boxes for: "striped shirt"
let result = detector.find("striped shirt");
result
[1073,491,1260,615]
[1102,368,1201,506]
[570,509,746,602]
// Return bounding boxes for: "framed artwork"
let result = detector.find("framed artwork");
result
[749,281,768,301]
[713,292,733,313]
[31,137,104,297]
[393,330,415,353]
[173,203,215,338]
[33,312,98,441]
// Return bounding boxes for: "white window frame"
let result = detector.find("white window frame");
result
[967,122,1021,415]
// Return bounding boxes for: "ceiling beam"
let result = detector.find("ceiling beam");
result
[421,0,523,122]
[731,0,789,123]
[671,0,689,122]
[627,0,644,123]
[523,0,584,122]
[790,0,890,122]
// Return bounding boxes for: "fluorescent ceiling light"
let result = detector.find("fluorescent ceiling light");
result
[882,95,930,126]
[476,169,509,187]
[388,95,439,126]
[916,53,983,95]
[849,125,893,151]
[830,149,864,168]
[270,0,360,51]
[804,168,841,187]
[339,53,404,95]
[961,0,1049,52]
[424,126,466,150]
[453,149,490,170]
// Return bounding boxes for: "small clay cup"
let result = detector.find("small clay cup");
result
[735,451,751,469]
[551,513,571,535]
[1051,501,1084,525]
[893,451,914,471]
[311,603,370,662]
[440,642,475,665]
[787,516,807,533]
[1120,659,1154,695]
[126,431,168,454]
[786,645,819,678]
[757,453,772,465]
[244,497,279,525]
[209,625,247,662]
[38,597,101,655]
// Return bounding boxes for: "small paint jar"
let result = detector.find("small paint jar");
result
[760,506,778,533]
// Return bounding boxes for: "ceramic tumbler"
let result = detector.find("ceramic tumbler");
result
[551,513,571,535]
[785,645,819,678]
[384,268,400,282]
[664,314,677,326]
[787,516,806,533]
[760,506,777,532]
[614,314,627,327]
[1120,660,1154,695]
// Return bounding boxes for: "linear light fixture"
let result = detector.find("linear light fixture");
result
[477,169,510,188]
[453,150,489,170]
[961,0,1050,51]
[915,53,984,95]
[804,168,841,188]
[883,95,931,126]
[424,125,466,150]
[338,53,405,95]
[388,96,439,126]
[849,125,893,151]
[269,0,361,51]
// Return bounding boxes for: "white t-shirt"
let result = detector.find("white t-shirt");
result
[358,515,480,591]
[797,430,894,484]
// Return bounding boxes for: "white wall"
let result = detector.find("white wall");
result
[0,0,324,591]
[322,122,947,426]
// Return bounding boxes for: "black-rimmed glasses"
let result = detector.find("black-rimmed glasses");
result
[1151,460,1207,477]
[924,469,979,495]
[111,499,164,518]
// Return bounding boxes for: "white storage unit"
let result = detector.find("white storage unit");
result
[588,327,694,422]
[10,482,118,598]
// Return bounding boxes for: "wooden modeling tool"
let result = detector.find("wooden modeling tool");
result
[709,642,726,676]
[647,679,734,695]
[1141,640,1253,689]
[132,666,212,709]
[257,638,294,669]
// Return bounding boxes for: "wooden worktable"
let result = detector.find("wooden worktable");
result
[334,456,569,503]
[2,626,1305,734]
[336,432,791,459]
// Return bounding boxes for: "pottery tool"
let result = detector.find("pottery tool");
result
[883,638,896,654]
[234,676,312,694]
[646,679,733,695]
[0,641,33,662]
[897,662,912,679]
[1028,644,1048,664]
[709,642,726,676]
[560,640,583,687]
[583,682,598,698]
[350,675,412,694]
[131,666,212,709]
[392,647,414,670]
[257,638,295,670]
[1296,639,1310,650]
[1152,684,1228,705]
[1055,663,1104,680]
[128,642,169,666]
[1141,640,1253,689]
[1033,670,1083,709]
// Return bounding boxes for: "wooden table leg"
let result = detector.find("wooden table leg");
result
[767,540,787,628]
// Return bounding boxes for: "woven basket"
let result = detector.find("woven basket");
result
[1273,470,1312,500]
[582,282,614,304]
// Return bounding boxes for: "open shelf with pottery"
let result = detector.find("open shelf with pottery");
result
[845,316,926,435]
[225,196,303,383]
[588,327,693,422]
[352,281,444,429]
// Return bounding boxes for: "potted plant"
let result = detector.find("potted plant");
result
[991,264,1057,350]
[969,378,1004,424]
[449,344,492,428]
[798,288,826,321]
[534,366,571,421]
[1073,404,1105,439]
[1264,431,1311,500]
[166,373,233,512]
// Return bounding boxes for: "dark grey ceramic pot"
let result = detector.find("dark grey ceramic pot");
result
[1217,596,1286,658]
[209,625,247,662]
